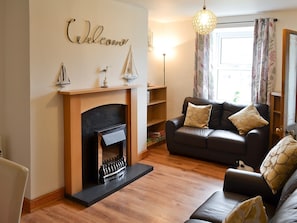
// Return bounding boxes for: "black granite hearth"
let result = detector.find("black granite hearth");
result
[66,163,153,206]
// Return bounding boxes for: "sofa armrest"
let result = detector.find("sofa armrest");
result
[165,115,184,138]
[166,115,184,153]
[245,126,269,169]
[166,115,184,129]
[223,168,279,205]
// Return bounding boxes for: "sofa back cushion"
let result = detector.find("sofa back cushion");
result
[182,97,269,132]
[220,102,244,132]
[254,103,270,122]
[182,97,223,129]
[277,168,297,209]
[270,189,297,223]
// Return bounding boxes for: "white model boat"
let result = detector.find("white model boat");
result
[56,63,70,87]
[121,46,139,84]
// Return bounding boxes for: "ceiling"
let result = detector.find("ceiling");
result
[115,0,297,22]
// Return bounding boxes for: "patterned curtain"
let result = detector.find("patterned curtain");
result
[252,18,276,105]
[193,33,214,99]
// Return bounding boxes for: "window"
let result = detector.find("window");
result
[211,27,254,104]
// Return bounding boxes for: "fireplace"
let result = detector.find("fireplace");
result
[81,104,127,188]
[59,86,153,206]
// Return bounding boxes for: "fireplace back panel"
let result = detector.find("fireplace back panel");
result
[82,104,126,188]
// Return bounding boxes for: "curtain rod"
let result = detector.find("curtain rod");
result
[218,18,278,25]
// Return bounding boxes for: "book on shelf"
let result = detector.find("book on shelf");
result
[147,130,165,146]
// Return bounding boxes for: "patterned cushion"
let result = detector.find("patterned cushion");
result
[184,103,212,128]
[260,135,297,194]
[223,196,268,223]
[221,102,244,132]
[228,104,269,135]
[182,97,223,129]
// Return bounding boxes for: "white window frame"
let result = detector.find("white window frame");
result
[211,26,254,104]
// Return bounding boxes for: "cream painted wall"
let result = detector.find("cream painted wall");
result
[148,9,297,120]
[3,0,31,198]
[2,0,147,200]
[28,0,148,199]
[148,20,195,120]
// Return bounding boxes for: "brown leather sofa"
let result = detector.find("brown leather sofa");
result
[185,168,297,222]
[166,97,270,169]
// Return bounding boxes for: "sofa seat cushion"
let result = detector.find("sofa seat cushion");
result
[269,189,297,223]
[190,191,249,223]
[207,130,246,154]
[175,127,214,148]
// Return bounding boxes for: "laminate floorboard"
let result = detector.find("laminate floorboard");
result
[21,143,228,223]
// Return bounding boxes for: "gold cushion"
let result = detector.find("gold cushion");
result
[223,196,268,223]
[184,103,212,128]
[260,135,297,194]
[228,104,269,135]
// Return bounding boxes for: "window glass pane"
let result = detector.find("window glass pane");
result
[221,37,253,65]
[217,70,251,104]
[211,26,254,104]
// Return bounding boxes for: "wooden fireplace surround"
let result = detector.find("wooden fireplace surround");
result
[59,86,138,195]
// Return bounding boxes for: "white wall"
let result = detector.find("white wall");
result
[148,9,297,120]
[2,0,147,200]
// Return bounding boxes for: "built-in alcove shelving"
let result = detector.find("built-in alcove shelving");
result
[147,86,167,147]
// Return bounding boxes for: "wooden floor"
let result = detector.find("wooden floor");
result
[21,143,228,223]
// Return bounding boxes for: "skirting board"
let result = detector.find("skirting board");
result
[23,188,65,213]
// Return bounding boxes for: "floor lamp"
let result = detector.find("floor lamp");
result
[163,53,166,86]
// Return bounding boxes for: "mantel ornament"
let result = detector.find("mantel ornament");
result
[121,46,139,85]
[66,18,129,46]
[100,66,109,88]
[56,63,70,88]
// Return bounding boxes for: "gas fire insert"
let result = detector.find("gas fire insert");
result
[96,124,127,184]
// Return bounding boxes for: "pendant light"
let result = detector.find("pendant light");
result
[192,0,217,35]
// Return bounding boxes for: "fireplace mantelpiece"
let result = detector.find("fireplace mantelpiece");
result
[59,86,138,195]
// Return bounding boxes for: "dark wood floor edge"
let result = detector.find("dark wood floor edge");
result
[23,187,65,213]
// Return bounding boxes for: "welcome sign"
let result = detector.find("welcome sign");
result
[66,18,129,46]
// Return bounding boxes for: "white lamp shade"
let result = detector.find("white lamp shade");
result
[192,8,217,35]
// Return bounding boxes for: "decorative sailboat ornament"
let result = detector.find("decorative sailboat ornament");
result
[121,46,139,85]
[56,63,70,88]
